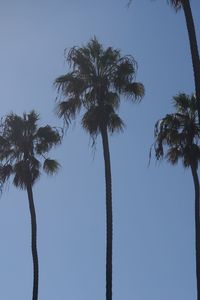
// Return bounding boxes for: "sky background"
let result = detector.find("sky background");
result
[0,0,199,299]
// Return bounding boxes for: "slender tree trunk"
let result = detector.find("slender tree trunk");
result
[191,164,200,300]
[101,124,113,300]
[182,0,200,125]
[27,183,39,300]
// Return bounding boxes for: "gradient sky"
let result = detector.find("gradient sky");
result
[0,0,199,299]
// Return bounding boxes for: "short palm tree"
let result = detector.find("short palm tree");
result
[154,93,200,300]
[54,37,144,300]
[0,111,60,300]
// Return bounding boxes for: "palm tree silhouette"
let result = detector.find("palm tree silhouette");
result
[54,37,144,300]
[154,93,200,300]
[0,111,60,300]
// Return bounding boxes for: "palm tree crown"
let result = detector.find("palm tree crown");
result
[55,37,144,137]
[154,93,200,168]
[0,111,60,189]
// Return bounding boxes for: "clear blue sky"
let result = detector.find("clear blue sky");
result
[0,0,199,299]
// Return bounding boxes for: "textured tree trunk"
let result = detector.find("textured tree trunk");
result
[101,124,113,300]
[182,0,200,125]
[27,183,39,300]
[191,164,200,300]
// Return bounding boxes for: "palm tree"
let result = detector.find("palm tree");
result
[54,37,144,300]
[154,93,200,300]
[0,111,60,300]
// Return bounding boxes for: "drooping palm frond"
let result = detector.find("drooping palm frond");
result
[0,111,61,190]
[82,104,124,139]
[0,164,13,183]
[114,56,137,85]
[56,97,82,126]
[55,73,86,96]
[123,82,145,102]
[183,144,200,168]
[107,112,124,134]
[43,159,60,175]
[82,106,102,137]
[13,159,40,189]
[166,145,182,165]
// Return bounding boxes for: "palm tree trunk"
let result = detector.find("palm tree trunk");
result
[191,163,200,300]
[182,0,200,125]
[101,124,113,300]
[27,183,39,300]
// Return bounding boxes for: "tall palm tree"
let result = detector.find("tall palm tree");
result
[154,93,200,300]
[54,37,144,300]
[0,111,60,300]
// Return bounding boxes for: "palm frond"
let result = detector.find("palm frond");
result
[182,144,200,168]
[114,56,137,89]
[13,161,29,189]
[43,159,60,175]
[173,93,198,117]
[123,82,145,102]
[87,36,103,60]
[0,164,13,183]
[13,158,40,189]
[67,46,96,77]
[56,97,81,125]
[36,126,61,154]
[55,73,85,96]
[82,106,101,137]
[100,47,120,73]
[166,146,181,165]
[26,111,39,132]
[107,113,124,134]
